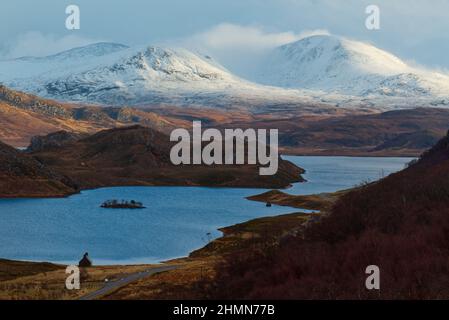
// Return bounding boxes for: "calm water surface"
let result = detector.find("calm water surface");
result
[0,156,413,265]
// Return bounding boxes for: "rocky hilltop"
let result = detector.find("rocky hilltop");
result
[26,131,88,153]
[2,85,449,157]
[0,85,188,147]
[0,141,77,197]
[212,130,449,299]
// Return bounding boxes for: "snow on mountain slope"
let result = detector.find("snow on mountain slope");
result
[253,35,449,102]
[1,37,449,110]
[0,43,130,80]
[0,42,312,108]
[15,42,130,63]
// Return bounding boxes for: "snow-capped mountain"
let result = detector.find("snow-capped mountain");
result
[0,42,309,108]
[253,35,449,102]
[1,37,449,109]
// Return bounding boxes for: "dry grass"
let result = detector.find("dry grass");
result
[0,192,332,300]
[0,263,155,300]
[247,189,345,211]
[102,259,217,300]
[103,212,313,300]
[0,259,64,282]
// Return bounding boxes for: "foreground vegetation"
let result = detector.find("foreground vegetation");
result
[205,132,449,299]
[0,211,315,300]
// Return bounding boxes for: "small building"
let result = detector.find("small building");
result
[78,252,92,267]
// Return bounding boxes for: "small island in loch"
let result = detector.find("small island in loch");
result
[100,200,146,209]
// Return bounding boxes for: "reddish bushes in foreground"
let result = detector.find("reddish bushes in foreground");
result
[208,133,449,299]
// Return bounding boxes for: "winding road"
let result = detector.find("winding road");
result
[79,265,180,300]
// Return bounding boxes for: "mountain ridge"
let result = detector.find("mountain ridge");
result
[3,36,449,109]
[0,43,312,108]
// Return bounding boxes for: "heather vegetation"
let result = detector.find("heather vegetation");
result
[209,132,449,299]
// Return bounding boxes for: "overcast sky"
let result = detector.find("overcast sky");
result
[1,0,448,71]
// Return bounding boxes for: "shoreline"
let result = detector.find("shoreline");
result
[0,190,332,268]
[0,154,415,200]
[0,156,410,299]
[3,166,391,299]
[280,149,421,158]
[0,210,316,299]
[0,182,299,200]
[0,199,327,300]
[0,179,302,200]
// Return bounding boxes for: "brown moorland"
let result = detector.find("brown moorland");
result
[144,105,449,156]
[3,85,449,158]
[0,85,189,147]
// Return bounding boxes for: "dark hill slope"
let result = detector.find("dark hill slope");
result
[212,131,449,299]
[0,141,77,197]
[31,125,304,189]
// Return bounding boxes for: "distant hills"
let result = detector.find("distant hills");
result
[275,107,449,156]
[2,85,449,156]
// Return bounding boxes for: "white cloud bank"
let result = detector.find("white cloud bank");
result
[186,23,329,51]
[180,23,330,77]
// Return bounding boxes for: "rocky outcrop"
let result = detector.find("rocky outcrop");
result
[26,131,88,153]
[0,85,73,119]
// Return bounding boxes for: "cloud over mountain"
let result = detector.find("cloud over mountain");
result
[180,23,330,77]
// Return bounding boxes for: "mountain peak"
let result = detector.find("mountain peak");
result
[253,34,449,100]
[280,34,407,70]
[268,35,410,84]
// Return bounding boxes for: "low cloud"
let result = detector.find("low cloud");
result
[181,23,329,77]
[1,32,102,59]
[187,23,328,51]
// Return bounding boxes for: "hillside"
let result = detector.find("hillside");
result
[0,141,77,197]
[277,107,449,156]
[0,85,189,147]
[31,125,304,189]
[210,130,449,299]
[195,106,449,156]
[2,85,449,156]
